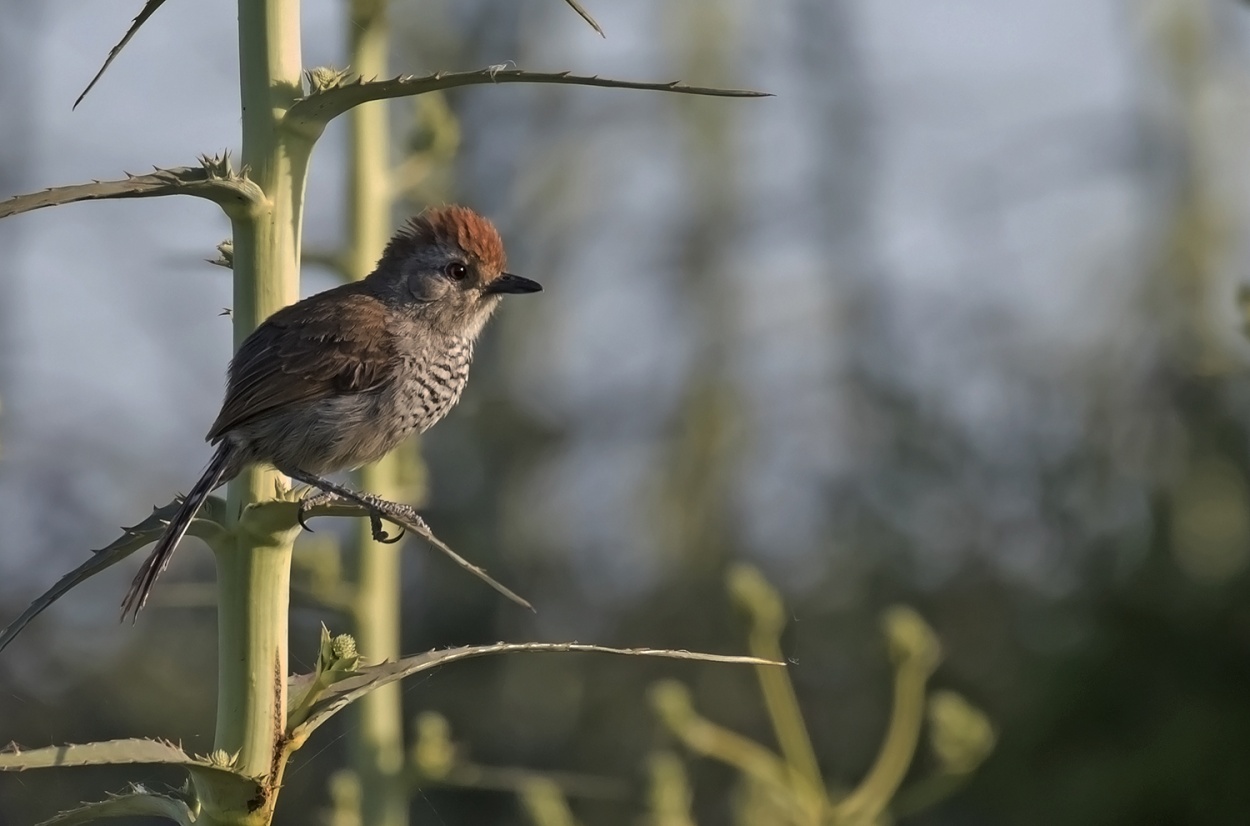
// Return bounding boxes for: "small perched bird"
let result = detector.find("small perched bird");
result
[122,205,541,619]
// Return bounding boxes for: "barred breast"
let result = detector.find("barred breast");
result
[393,335,474,436]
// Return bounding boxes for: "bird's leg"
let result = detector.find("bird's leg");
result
[295,490,382,536]
[286,467,533,611]
[286,469,406,544]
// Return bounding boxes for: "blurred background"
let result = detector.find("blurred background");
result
[3,0,1250,823]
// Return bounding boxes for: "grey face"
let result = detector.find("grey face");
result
[370,242,540,338]
[399,243,491,305]
[381,241,535,313]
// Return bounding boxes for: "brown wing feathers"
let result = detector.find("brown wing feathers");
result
[206,286,395,441]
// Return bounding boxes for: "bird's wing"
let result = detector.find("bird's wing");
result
[207,287,396,441]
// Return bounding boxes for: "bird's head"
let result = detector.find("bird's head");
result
[370,205,542,337]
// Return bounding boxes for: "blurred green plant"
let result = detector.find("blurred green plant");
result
[646,565,995,826]
[407,710,625,800]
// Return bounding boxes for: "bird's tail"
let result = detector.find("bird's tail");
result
[121,442,233,622]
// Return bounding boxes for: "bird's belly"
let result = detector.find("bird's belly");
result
[239,392,409,476]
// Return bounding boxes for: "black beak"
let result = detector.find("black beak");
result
[487,272,543,295]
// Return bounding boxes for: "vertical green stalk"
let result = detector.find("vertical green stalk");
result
[833,608,941,825]
[344,2,413,825]
[657,3,742,571]
[727,567,823,797]
[207,0,309,815]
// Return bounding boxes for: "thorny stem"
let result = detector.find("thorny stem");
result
[204,0,308,820]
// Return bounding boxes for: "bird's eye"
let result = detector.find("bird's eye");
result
[444,261,469,281]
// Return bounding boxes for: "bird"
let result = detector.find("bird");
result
[121,205,542,620]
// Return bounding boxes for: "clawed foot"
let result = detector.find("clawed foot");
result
[370,513,405,544]
[296,490,336,532]
[297,489,406,544]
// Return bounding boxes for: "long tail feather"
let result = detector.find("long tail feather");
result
[120,443,233,622]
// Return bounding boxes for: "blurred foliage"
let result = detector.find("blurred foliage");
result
[647,569,992,826]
